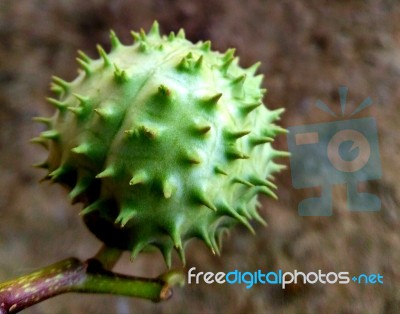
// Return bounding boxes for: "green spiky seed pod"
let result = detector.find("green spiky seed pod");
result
[32,21,288,267]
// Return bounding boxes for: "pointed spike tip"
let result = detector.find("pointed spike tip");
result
[113,64,129,83]
[241,102,262,115]
[232,177,254,187]
[77,50,92,63]
[250,176,278,190]
[109,29,121,49]
[219,203,255,235]
[50,84,63,96]
[131,31,140,42]
[115,210,136,227]
[258,186,278,200]
[139,41,149,52]
[79,202,99,216]
[195,124,211,135]
[162,179,175,199]
[225,129,251,140]
[71,143,89,156]
[96,44,111,66]
[183,150,202,165]
[271,108,286,120]
[177,56,190,71]
[30,137,48,148]
[96,167,115,179]
[161,245,172,269]
[41,130,60,140]
[220,57,234,73]
[247,61,261,74]
[69,178,91,201]
[139,125,158,140]
[73,93,89,106]
[223,48,236,61]
[269,125,289,135]
[32,117,51,126]
[177,245,186,265]
[158,84,171,97]
[149,21,160,37]
[251,209,268,227]
[201,230,216,255]
[129,170,148,186]
[94,107,116,120]
[52,76,70,91]
[76,58,92,76]
[195,55,203,69]
[202,93,222,108]
[215,166,228,176]
[177,28,185,39]
[46,97,67,110]
[32,161,49,169]
[49,167,67,180]
[232,74,246,85]
[169,227,183,250]
[226,147,250,160]
[67,106,83,116]
[139,28,147,40]
[130,242,147,261]
[168,31,175,41]
[201,40,211,51]
[195,192,217,211]
[273,150,291,158]
[250,136,274,146]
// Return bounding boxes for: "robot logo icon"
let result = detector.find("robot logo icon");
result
[287,86,382,216]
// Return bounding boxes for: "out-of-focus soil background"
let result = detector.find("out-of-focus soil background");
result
[0,0,399,313]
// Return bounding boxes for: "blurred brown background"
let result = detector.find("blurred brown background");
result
[0,0,399,313]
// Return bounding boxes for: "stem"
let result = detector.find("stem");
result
[94,245,123,270]
[76,259,172,301]
[0,257,184,313]
[0,258,85,313]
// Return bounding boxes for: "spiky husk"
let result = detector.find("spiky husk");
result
[33,21,287,267]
